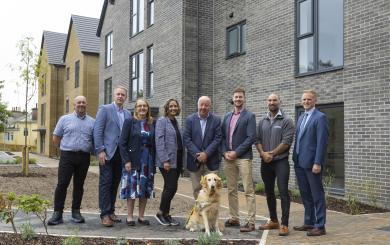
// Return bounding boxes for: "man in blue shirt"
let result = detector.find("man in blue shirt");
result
[48,95,95,226]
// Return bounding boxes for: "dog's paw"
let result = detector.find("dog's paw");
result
[217,231,223,236]
[190,228,196,232]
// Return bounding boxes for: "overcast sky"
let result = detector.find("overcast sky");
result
[0,0,103,110]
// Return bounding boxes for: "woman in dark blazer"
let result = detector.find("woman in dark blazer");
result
[154,98,183,226]
[119,99,155,226]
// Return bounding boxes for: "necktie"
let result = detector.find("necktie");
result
[296,113,308,154]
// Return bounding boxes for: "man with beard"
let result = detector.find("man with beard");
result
[221,87,257,232]
[48,95,95,225]
[256,93,294,236]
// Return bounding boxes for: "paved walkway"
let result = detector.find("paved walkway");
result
[3,152,390,244]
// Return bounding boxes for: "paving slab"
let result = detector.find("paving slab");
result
[0,211,265,242]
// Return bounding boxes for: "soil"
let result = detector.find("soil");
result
[0,233,256,245]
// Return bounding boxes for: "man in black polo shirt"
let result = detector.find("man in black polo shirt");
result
[256,93,295,236]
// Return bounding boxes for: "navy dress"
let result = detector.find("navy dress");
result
[120,121,155,199]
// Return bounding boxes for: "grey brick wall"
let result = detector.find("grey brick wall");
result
[99,0,390,207]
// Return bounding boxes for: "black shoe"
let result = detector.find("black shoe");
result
[155,213,170,226]
[48,211,63,226]
[138,218,150,226]
[71,210,85,223]
[165,215,180,226]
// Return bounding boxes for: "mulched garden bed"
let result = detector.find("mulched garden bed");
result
[0,233,257,245]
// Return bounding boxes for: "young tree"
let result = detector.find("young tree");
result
[13,37,39,176]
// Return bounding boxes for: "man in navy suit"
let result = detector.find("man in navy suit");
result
[184,96,222,199]
[94,85,131,227]
[221,87,257,232]
[293,89,329,236]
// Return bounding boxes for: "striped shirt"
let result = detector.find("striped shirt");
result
[53,112,95,153]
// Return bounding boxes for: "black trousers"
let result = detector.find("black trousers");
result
[99,149,122,218]
[54,151,90,212]
[261,158,291,226]
[159,167,180,214]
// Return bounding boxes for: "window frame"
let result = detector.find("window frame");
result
[105,32,113,67]
[66,67,70,80]
[104,78,113,104]
[146,45,154,98]
[147,0,155,27]
[129,50,144,101]
[226,20,247,59]
[65,97,69,113]
[131,0,145,37]
[295,0,344,77]
[40,103,46,126]
[75,60,80,88]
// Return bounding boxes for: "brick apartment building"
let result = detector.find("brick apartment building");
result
[97,0,390,207]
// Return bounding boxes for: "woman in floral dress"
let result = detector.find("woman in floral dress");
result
[119,99,155,226]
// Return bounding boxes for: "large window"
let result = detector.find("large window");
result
[147,46,154,98]
[296,0,344,75]
[227,21,246,58]
[130,51,144,101]
[296,103,345,194]
[131,0,144,36]
[104,78,113,104]
[105,32,113,67]
[75,60,80,88]
[148,0,155,26]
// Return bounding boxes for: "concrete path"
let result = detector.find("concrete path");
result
[3,152,390,244]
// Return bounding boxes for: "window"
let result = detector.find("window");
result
[104,78,113,104]
[296,0,344,75]
[147,46,154,97]
[130,51,144,101]
[227,21,246,58]
[148,0,155,26]
[296,103,345,194]
[131,0,144,36]
[105,32,113,67]
[41,74,46,96]
[65,97,69,113]
[66,67,70,80]
[41,103,46,126]
[75,60,80,88]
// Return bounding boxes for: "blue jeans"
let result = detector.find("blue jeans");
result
[99,149,122,218]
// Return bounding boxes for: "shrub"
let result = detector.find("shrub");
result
[20,223,37,241]
[63,235,82,245]
[17,194,50,234]
[0,192,19,233]
[255,182,265,193]
[197,231,221,245]
[290,188,300,199]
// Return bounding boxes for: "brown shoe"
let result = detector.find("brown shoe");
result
[293,224,314,231]
[279,225,289,236]
[307,227,326,236]
[101,215,114,227]
[259,220,279,230]
[225,218,240,227]
[240,223,255,232]
[109,213,122,223]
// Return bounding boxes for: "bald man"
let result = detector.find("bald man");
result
[48,96,95,226]
[183,96,222,199]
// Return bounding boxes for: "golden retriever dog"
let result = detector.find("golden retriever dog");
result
[185,173,224,236]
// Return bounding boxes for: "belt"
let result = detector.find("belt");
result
[62,150,89,155]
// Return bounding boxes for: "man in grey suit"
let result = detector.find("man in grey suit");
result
[93,86,131,227]
[184,96,222,199]
[221,87,257,232]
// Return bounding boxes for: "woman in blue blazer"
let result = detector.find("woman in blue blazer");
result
[119,99,155,226]
[154,98,183,226]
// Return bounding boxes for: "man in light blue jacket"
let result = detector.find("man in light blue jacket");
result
[93,86,131,227]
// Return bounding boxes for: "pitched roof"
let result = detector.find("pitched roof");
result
[40,31,67,65]
[63,15,100,61]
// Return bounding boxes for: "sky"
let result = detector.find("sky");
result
[0,0,103,111]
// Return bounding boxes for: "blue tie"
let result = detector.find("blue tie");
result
[296,113,308,154]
